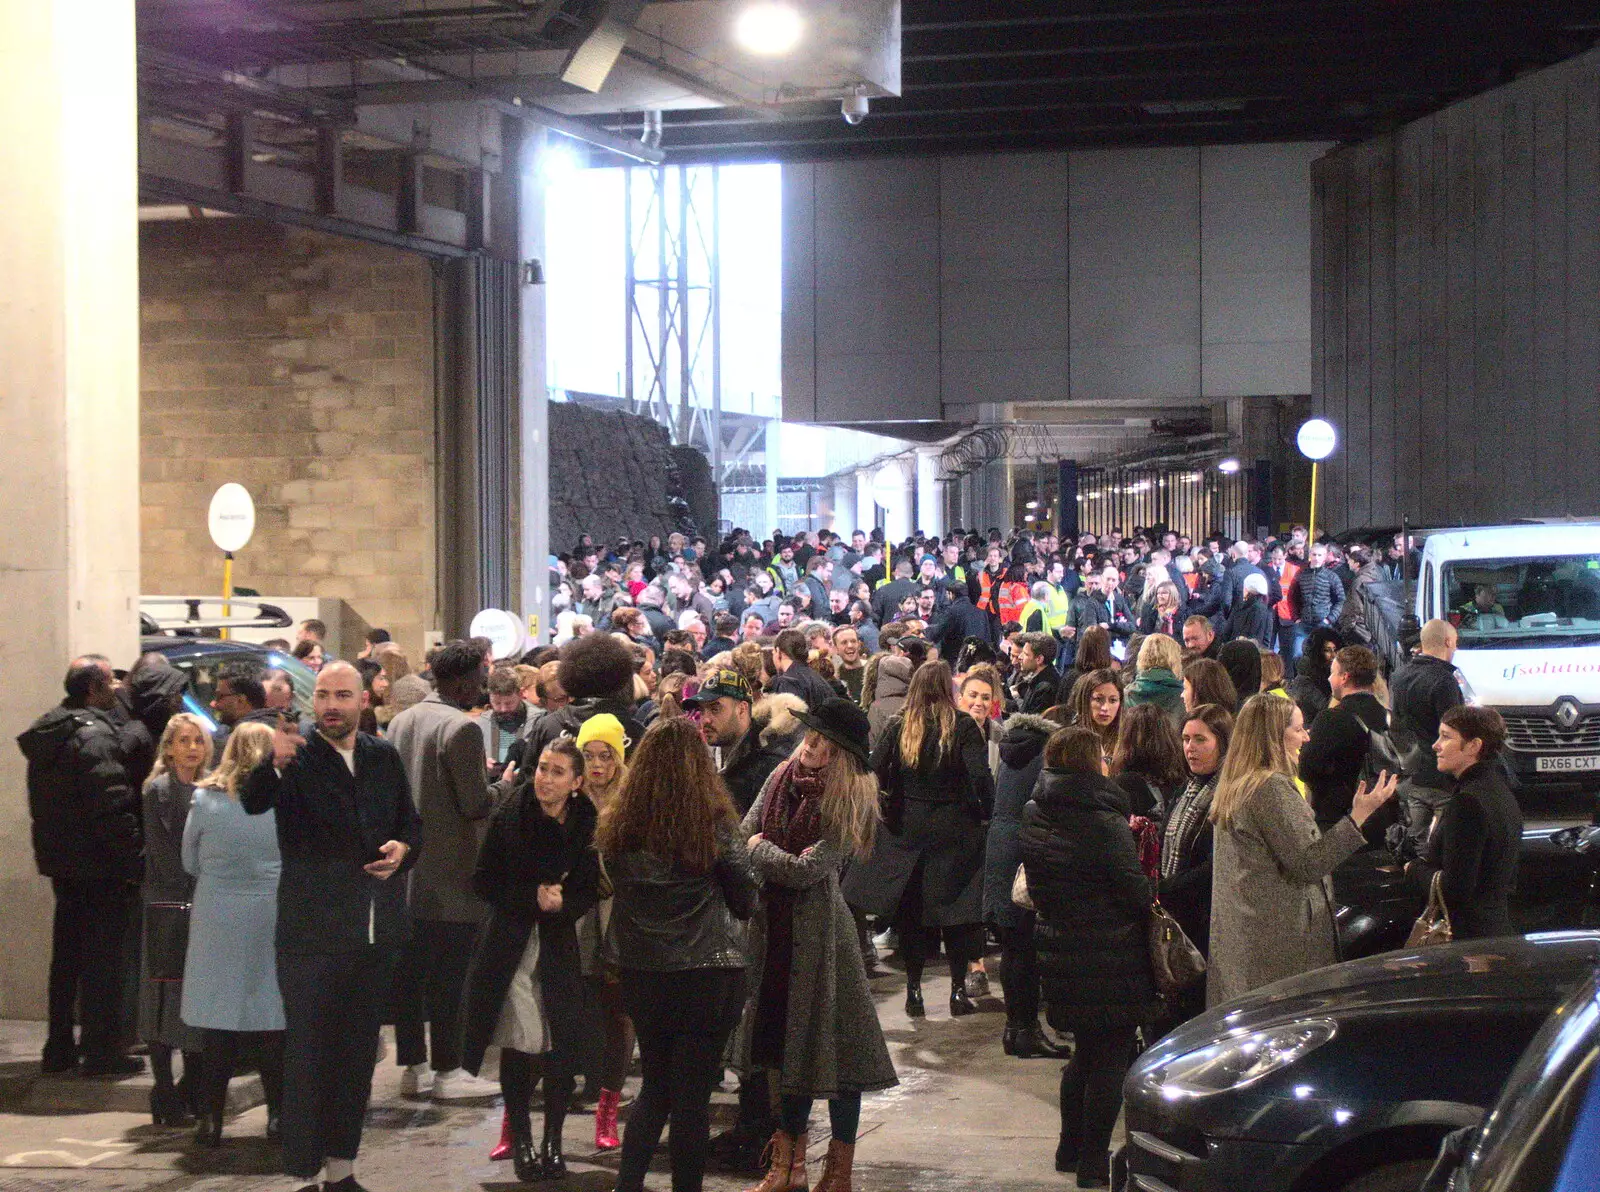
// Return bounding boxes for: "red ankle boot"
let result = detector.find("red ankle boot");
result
[595,1088,622,1150]
[489,1108,513,1161]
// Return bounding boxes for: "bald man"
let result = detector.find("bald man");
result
[243,662,422,1192]
[1389,619,1465,846]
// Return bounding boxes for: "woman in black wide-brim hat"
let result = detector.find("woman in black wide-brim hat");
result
[735,696,898,1192]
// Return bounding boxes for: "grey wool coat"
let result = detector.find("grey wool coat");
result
[1207,774,1366,1007]
[734,765,898,1100]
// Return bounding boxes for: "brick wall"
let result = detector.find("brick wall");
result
[139,218,437,658]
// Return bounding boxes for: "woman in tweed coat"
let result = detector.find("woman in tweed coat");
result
[737,697,897,1192]
[1207,695,1396,1007]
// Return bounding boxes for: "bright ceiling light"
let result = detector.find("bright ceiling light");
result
[1218,457,1242,474]
[736,3,803,55]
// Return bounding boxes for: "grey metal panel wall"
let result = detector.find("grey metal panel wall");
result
[1312,46,1600,530]
[782,143,1327,424]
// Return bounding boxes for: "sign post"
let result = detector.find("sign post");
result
[1295,419,1337,547]
[207,483,256,640]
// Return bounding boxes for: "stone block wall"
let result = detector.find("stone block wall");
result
[139,218,437,658]
[547,403,690,553]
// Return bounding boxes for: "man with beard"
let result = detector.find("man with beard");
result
[245,663,422,1192]
[481,666,533,778]
[832,625,868,702]
[688,670,798,1171]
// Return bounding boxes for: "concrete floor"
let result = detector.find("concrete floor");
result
[0,968,1102,1191]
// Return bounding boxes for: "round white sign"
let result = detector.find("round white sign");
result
[871,463,904,507]
[207,483,256,553]
[469,608,527,661]
[1296,418,1338,461]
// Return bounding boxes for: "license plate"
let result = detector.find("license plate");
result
[1536,755,1600,773]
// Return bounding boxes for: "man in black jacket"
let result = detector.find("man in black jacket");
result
[1071,567,1135,642]
[767,628,833,709]
[245,662,422,1192]
[1406,705,1521,940]
[1010,634,1059,714]
[1299,645,1395,833]
[17,656,144,1077]
[927,584,993,663]
[1224,573,1276,647]
[1389,619,1466,846]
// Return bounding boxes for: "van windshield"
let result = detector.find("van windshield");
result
[1444,556,1600,647]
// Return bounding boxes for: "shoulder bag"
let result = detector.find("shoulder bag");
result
[1149,898,1206,1000]
[1011,863,1034,910]
[1405,871,1453,948]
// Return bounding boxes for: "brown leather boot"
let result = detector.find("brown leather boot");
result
[743,1131,809,1192]
[813,1139,855,1192]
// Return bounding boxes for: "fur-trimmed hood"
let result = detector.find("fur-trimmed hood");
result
[753,691,808,747]
[998,712,1060,771]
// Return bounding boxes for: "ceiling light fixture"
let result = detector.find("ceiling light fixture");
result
[1218,458,1242,474]
[735,3,803,55]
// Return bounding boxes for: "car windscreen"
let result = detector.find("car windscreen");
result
[1444,555,1600,648]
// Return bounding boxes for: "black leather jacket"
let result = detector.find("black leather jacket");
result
[605,821,758,971]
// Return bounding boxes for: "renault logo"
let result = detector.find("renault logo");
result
[1555,699,1583,731]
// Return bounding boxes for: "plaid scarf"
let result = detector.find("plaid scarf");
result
[760,758,826,856]
[1161,773,1217,881]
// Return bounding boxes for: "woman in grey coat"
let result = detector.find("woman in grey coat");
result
[738,697,897,1192]
[141,713,212,1127]
[181,722,285,1146]
[1207,695,1396,1007]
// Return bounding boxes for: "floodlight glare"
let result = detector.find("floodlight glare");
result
[1218,458,1241,474]
[735,3,803,55]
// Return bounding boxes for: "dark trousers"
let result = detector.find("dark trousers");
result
[1058,1023,1139,1181]
[202,1028,284,1119]
[277,948,393,1180]
[998,913,1040,1026]
[47,878,134,1063]
[393,918,478,1072]
[616,967,747,1192]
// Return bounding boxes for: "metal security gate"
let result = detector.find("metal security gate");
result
[1064,464,1267,543]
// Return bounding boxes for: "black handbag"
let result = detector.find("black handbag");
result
[145,901,192,983]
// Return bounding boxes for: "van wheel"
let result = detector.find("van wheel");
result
[1337,1159,1435,1192]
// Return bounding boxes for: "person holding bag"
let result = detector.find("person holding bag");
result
[1018,726,1161,1189]
[842,660,994,1019]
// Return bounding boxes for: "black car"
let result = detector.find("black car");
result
[1441,972,1600,1192]
[1117,932,1600,1192]
[141,637,316,728]
[1335,823,1600,962]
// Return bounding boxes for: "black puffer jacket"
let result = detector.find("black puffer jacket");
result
[1019,768,1160,1029]
[18,704,142,882]
[117,664,190,794]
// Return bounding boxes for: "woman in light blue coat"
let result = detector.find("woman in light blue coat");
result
[182,721,285,1147]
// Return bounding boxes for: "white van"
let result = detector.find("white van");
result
[1414,524,1600,794]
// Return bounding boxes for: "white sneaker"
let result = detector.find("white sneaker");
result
[399,1063,433,1098]
[432,1068,501,1101]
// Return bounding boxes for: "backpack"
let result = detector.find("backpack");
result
[1362,719,1411,786]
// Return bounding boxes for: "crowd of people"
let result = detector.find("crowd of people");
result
[17,519,1523,1192]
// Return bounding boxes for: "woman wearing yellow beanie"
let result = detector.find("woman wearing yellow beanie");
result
[575,713,632,1151]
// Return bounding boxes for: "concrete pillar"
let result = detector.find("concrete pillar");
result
[518,129,551,643]
[883,459,914,545]
[0,0,141,1017]
[832,473,857,536]
[856,468,876,535]
[763,420,781,539]
[915,447,944,540]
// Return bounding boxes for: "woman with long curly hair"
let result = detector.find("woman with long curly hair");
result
[1207,695,1396,1006]
[843,660,995,1020]
[740,697,897,1192]
[598,718,758,1192]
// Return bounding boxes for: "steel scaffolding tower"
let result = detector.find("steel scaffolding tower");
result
[623,162,722,477]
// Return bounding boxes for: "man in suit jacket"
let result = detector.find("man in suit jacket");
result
[385,641,516,1100]
[244,662,422,1192]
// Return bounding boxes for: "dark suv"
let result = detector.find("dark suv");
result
[141,637,316,729]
